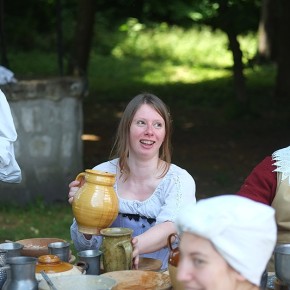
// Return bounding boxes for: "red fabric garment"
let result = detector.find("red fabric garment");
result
[237,156,277,205]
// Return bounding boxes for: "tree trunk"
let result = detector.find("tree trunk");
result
[257,0,278,62]
[275,0,290,100]
[0,0,9,67]
[67,0,96,76]
[56,0,64,76]
[226,30,248,105]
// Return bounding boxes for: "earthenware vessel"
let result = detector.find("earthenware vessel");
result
[168,233,179,267]
[100,227,133,272]
[72,169,119,234]
[167,233,184,290]
[35,255,84,281]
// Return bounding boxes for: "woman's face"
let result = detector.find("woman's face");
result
[129,104,165,159]
[177,232,242,290]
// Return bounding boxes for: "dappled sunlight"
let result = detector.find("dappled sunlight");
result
[81,134,101,141]
[140,62,231,85]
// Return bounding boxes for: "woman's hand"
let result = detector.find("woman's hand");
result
[68,180,81,204]
[132,236,140,269]
[69,179,92,240]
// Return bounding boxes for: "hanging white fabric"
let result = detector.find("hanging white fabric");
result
[0,89,22,183]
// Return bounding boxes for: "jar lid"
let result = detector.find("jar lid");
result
[36,255,73,273]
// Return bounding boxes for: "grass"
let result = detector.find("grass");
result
[0,200,73,249]
[3,22,277,241]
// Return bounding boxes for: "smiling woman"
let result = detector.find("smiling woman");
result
[68,92,196,271]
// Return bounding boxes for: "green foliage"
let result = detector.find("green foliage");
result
[113,21,234,66]
[8,51,62,78]
[9,22,275,113]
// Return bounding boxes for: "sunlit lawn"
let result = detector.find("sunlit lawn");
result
[0,202,73,247]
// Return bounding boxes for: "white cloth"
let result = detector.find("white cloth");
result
[176,195,277,286]
[273,145,290,185]
[0,66,17,85]
[0,89,21,183]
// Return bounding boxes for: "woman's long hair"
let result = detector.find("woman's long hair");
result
[110,92,172,178]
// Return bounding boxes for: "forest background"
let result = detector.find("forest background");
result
[0,0,289,241]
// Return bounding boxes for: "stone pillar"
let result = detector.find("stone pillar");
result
[0,77,85,204]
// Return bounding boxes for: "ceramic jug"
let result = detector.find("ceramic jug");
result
[167,233,184,290]
[168,233,179,267]
[100,227,133,272]
[72,169,119,235]
[2,256,38,290]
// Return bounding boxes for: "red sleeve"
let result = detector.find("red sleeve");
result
[236,156,277,205]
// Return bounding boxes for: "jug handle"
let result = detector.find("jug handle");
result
[167,233,179,250]
[117,240,133,270]
[75,172,85,186]
[76,261,88,274]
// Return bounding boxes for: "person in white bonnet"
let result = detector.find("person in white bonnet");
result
[176,195,277,290]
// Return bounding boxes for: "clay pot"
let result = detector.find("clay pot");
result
[72,169,119,235]
[167,233,184,290]
[35,255,83,281]
[168,233,179,267]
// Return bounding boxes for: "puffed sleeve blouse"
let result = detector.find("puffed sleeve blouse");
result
[70,158,196,269]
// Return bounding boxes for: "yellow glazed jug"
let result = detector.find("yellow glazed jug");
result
[72,169,119,235]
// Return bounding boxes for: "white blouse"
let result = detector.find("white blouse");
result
[70,158,196,269]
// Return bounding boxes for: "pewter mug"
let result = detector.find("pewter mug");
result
[48,241,70,262]
[0,250,7,289]
[2,256,38,290]
[77,249,102,275]
[0,243,23,258]
[275,244,290,288]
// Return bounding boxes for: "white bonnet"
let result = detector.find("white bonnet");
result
[176,195,277,286]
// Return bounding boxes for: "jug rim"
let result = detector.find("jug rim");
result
[85,169,116,177]
[100,227,133,236]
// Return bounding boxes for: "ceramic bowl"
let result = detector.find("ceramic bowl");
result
[38,274,117,290]
[138,257,162,271]
[101,270,171,290]
[16,238,66,257]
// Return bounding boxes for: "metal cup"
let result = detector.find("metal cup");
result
[77,250,102,275]
[48,242,70,262]
[0,243,23,258]
[0,250,7,289]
